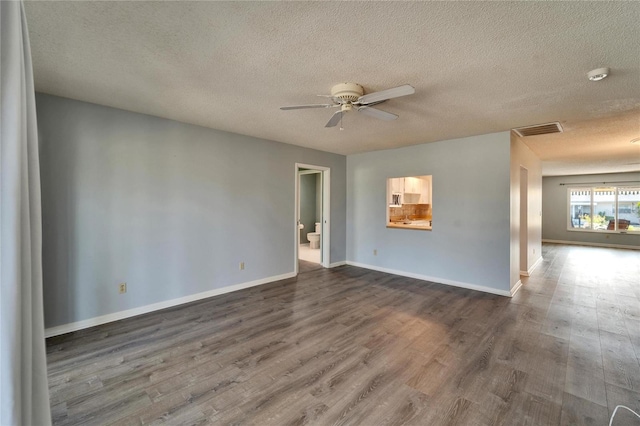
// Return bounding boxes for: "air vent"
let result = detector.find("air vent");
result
[513,122,563,137]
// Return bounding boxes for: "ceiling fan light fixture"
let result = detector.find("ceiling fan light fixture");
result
[587,67,609,81]
[281,82,415,128]
[331,83,364,102]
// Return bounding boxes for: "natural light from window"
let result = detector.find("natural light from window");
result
[568,186,640,232]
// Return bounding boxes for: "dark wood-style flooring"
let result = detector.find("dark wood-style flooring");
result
[46,244,640,425]
[298,259,323,274]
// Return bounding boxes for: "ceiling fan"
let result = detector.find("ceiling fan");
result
[280,83,415,128]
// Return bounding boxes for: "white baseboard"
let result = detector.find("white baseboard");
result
[329,261,346,268]
[510,280,523,297]
[520,256,544,277]
[543,239,640,250]
[45,271,296,338]
[345,261,512,297]
[529,256,543,275]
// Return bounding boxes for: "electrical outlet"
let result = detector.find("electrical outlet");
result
[239,262,245,270]
[373,249,377,256]
[533,249,535,254]
[118,283,127,294]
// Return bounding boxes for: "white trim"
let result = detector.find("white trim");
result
[45,272,296,338]
[566,228,638,235]
[510,280,523,297]
[520,256,543,277]
[298,170,321,176]
[294,166,300,275]
[322,169,331,268]
[345,261,512,297]
[542,239,640,250]
[528,255,543,275]
[295,163,331,272]
[329,261,346,268]
[519,165,528,281]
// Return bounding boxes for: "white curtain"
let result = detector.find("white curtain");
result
[0,1,52,425]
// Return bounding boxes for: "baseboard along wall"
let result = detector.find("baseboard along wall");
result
[520,256,544,277]
[46,258,523,337]
[542,239,639,251]
[345,261,515,297]
[45,271,296,338]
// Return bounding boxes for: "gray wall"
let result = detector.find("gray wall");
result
[542,172,640,248]
[347,132,513,293]
[299,173,318,243]
[37,94,346,328]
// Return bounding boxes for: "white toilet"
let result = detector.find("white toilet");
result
[307,223,321,249]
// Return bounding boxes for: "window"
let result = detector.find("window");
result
[568,186,640,232]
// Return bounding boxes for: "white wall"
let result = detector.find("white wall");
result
[347,132,513,295]
[510,135,543,284]
[542,172,640,248]
[37,94,347,329]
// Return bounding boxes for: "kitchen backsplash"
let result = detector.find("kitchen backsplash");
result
[389,204,431,221]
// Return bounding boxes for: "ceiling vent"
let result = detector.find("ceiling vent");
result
[513,122,563,137]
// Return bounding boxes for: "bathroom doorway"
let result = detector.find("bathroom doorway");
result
[295,163,330,274]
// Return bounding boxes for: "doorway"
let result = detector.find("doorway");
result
[295,163,330,274]
[519,166,528,275]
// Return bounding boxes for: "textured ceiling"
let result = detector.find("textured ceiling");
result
[520,109,640,176]
[24,1,640,175]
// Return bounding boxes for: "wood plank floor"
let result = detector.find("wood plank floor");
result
[298,259,324,274]
[46,244,640,425]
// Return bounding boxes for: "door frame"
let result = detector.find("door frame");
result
[295,163,331,274]
[519,165,529,275]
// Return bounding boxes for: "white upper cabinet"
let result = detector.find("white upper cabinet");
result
[403,176,431,204]
[387,175,432,206]
[420,176,432,204]
[389,177,404,205]
[390,177,404,194]
[404,177,421,193]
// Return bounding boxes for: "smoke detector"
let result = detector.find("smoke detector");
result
[587,67,609,81]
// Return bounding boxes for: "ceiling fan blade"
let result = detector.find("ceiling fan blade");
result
[357,106,398,121]
[317,95,341,103]
[280,104,334,110]
[357,84,415,105]
[325,110,343,128]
